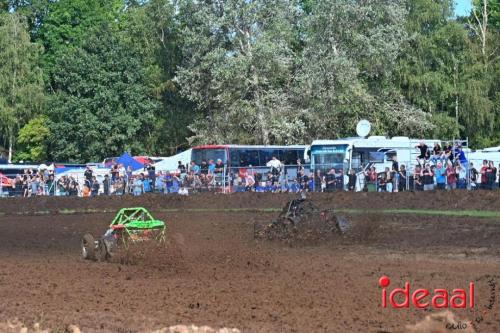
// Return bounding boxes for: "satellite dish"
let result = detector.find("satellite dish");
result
[356,120,371,137]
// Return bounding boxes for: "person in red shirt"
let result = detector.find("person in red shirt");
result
[479,159,489,189]
[446,161,457,190]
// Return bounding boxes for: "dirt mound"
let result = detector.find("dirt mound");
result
[405,311,476,333]
[154,325,240,333]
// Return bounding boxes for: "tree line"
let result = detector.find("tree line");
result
[0,0,498,163]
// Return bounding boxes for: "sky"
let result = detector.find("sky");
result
[455,0,473,16]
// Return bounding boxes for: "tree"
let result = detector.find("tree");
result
[296,0,432,139]
[37,0,123,82]
[14,115,50,162]
[46,25,160,162]
[0,12,44,162]
[118,0,195,155]
[396,0,499,146]
[177,0,303,145]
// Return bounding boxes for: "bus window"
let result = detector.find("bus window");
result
[192,149,227,165]
[259,149,280,165]
[229,149,239,167]
[282,150,299,165]
[369,152,385,163]
[237,149,260,167]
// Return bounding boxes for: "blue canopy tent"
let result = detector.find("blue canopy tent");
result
[116,152,144,171]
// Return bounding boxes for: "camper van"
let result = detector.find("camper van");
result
[309,136,442,190]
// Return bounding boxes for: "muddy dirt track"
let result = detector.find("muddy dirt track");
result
[0,192,499,332]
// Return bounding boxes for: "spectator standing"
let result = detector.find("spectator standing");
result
[91,176,100,196]
[445,161,457,190]
[443,142,454,161]
[486,161,495,190]
[145,163,156,192]
[480,160,489,189]
[398,165,407,191]
[414,166,423,191]
[348,169,357,191]
[111,164,119,183]
[434,162,446,190]
[30,175,40,197]
[132,177,144,196]
[384,167,393,192]
[103,175,110,195]
[143,175,151,193]
[84,166,93,188]
[469,162,479,189]
[365,166,377,192]
[325,168,336,192]
[421,164,434,191]
[456,163,467,189]
[178,161,186,174]
[314,170,323,192]
[46,174,55,196]
[391,158,399,192]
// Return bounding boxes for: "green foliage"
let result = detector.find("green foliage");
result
[0,12,44,158]
[14,115,50,162]
[46,25,160,162]
[38,0,123,79]
[0,0,498,160]
[177,0,302,145]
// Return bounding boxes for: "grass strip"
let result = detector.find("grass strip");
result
[3,207,499,219]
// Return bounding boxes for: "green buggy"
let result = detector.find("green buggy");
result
[81,207,166,261]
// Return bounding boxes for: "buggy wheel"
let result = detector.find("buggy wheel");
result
[82,233,97,260]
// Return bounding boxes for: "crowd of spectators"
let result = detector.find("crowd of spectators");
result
[360,142,499,192]
[1,144,499,197]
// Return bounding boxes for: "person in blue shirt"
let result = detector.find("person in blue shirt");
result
[190,161,200,175]
[132,177,143,196]
[434,161,446,190]
[454,146,468,167]
[143,175,151,193]
[208,159,216,174]
[155,174,165,193]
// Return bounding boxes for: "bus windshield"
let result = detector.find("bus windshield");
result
[191,148,227,165]
[311,144,348,171]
